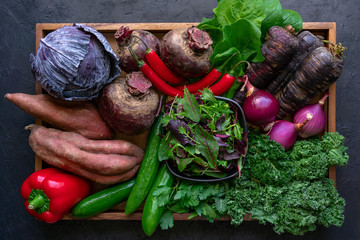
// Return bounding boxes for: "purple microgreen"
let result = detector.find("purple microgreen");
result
[219,148,241,160]
[215,114,226,131]
[234,131,248,157]
[166,119,195,146]
[215,133,231,139]
[215,136,230,147]
[176,146,187,158]
[229,102,239,124]
[161,87,246,178]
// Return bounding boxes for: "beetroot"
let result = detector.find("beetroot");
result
[98,71,160,135]
[115,26,160,73]
[160,26,213,78]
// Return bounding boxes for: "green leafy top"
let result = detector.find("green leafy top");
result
[197,0,303,77]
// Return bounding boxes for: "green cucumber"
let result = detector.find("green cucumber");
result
[125,113,163,215]
[72,178,135,218]
[142,164,175,236]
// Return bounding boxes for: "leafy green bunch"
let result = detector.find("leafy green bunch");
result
[226,130,349,235]
[197,0,303,76]
[159,88,245,178]
[156,180,228,229]
[155,129,349,235]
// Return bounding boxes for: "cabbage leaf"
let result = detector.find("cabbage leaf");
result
[30,23,121,101]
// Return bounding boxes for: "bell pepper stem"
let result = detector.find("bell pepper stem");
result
[28,194,46,210]
[28,189,50,213]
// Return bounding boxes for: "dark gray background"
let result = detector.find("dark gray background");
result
[1,0,359,239]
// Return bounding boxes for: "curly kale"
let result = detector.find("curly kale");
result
[226,177,346,235]
[273,179,345,235]
[161,131,349,236]
[243,129,293,185]
[290,132,349,181]
[225,131,349,235]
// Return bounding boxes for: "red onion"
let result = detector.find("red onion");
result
[269,114,313,150]
[293,92,328,139]
[242,80,279,129]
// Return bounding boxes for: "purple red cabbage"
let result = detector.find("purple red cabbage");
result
[30,23,121,101]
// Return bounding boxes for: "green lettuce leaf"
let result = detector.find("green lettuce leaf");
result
[198,0,303,78]
[213,0,266,28]
[210,19,264,76]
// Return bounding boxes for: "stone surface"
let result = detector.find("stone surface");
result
[0,0,359,239]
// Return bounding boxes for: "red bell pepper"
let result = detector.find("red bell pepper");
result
[21,168,90,223]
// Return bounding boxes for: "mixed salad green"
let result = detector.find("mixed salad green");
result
[159,88,247,178]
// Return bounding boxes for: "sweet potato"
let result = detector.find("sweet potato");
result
[26,124,144,184]
[37,152,140,185]
[5,93,113,140]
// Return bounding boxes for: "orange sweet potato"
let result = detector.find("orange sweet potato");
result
[26,124,144,184]
[5,93,113,140]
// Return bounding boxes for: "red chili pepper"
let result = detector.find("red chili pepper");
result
[132,35,187,85]
[145,49,187,84]
[176,52,239,93]
[192,73,233,96]
[176,68,222,92]
[207,73,236,96]
[128,46,184,98]
[197,61,248,96]
[20,168,90,223]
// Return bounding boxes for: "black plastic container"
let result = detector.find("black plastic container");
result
[165,96,248,182]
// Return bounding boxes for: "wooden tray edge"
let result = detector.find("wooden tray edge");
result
[32,22,338,220]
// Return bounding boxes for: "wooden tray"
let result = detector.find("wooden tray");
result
[34,22,337,221]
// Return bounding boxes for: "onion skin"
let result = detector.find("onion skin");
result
[269,114,313,150]
[269,120,298,150]
[293,93,328,138]
[242,81,279,129]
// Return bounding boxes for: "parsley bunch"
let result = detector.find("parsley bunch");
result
[156,180,228,229]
